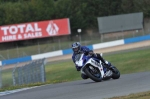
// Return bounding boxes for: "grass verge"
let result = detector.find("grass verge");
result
[108,91,150,99]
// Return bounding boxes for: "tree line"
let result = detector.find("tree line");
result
[0,0,150,35]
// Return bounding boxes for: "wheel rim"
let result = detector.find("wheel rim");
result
[89,66,101,78]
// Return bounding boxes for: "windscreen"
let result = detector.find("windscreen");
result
[75,54,82,61]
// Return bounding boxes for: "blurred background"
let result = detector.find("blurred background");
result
[0,0,150,60]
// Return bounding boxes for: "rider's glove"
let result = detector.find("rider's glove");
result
[88,51,94,57]
[89,51,93,55]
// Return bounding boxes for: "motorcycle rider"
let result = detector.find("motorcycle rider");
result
[71,42,113,79]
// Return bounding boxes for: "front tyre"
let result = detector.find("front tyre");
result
[84,66,102,82]
[111,67,120,79]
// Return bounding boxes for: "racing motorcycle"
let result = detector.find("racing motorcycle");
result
[75,53,120,82]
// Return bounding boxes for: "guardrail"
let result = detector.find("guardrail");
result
[0,34,150,66]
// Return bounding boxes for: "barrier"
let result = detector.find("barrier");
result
[1,35,150,66]
[62,49,73,55]
[2,56,32,66]
[93,39,124,50]
[124,34,150,44]
[31,50,62,60]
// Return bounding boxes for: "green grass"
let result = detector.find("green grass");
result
[1,68,13,87]
[105,48,150,74]
[108,91,150,99]
[45,61,81,83]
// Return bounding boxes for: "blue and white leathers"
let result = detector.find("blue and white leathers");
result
[74,53,106,79]
[72,46,93,70]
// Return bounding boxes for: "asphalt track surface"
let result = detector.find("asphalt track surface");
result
[0,72,150,99]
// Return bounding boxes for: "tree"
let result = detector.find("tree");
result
[30,0,55,21]
[133,0,150,17]
[0,5,5,25]
[55,0,87,34]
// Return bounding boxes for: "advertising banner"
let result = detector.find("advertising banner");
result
[0,18,71,43]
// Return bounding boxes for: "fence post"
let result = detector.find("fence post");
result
[7,49,10,59]
[0,66,2,88]
[38,41,41,54]
[16,45,19,57]
[101,34,103,42]
[122,31,124,39]
[40,59,46,83]
[12,63,18,86]
[58,39,61,49]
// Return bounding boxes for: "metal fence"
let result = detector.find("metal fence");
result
[0,58,46,88]
[1,30,150,60]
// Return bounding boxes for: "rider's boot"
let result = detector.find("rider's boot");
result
[104,61,114,69]
[95,53,113,69]
[95,53,113,77]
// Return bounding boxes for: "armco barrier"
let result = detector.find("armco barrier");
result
[1,35,150,66]
[93,39,124,50]
[31,50,62,60]
[62,48,73,55]
[124,34,150,44]
[1,56,32,66]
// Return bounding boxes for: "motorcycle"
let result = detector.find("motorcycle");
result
[75,53,120,82]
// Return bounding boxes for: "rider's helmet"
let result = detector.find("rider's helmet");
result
[72,42,81,53]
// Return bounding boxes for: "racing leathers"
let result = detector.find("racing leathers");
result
[72,46,110,71]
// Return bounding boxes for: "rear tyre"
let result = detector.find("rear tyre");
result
[84,66,102,82]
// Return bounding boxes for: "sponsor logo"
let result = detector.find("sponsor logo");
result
[46,21,59,36]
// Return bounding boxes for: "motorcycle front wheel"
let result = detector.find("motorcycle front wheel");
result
[111,66,120,79]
